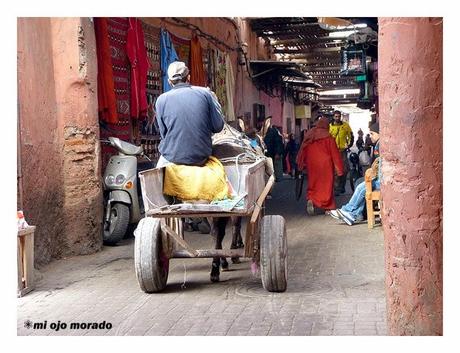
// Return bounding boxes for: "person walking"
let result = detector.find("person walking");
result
[264,125,285,182]
[329,110,353,195]
[356,128,364,150]
[297,117,344,215]
[285,133,299,178]
[364,133,373,156]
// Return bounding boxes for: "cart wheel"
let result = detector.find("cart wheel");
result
[134,217,169,293]
[260,215,287,292]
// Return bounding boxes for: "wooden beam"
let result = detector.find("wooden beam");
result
[316,81,356,86]
[294,59,341,66]
[318,98,359,104]
[318,85,358,91]
[161,221,199,257]
[250,18,315,28]
[252,21,320,32]
[303,66,342,72]
[271,36,348,46]
[274,47,342,54]
[279,53,341,62]
[172,249,245,258]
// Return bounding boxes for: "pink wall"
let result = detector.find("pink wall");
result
[18,18,102,266]
[379,17,442,335]
[18,18,64,265]
[50,18,103,259]
[260,91,283,128]
[282,100,296,135]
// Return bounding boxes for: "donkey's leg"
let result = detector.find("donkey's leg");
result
[230,216,243,264]
[210,217,228,282]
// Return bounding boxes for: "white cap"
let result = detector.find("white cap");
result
[167,61,189,81]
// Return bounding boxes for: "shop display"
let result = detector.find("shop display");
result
[141,22,163,162]
[170,32,191,67]
[340,48,366,76]
[127,17,149,119]
[107,17,131,126]
[225,53,236,121]
[94,18,117,124]
[210,49,228,118]
[160,29,180,92]
[99,17,132,170]
[190,35,207,87]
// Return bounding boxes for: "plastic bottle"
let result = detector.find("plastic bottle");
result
[17,210,29,230]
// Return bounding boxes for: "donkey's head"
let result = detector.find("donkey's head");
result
[237,116,272,138]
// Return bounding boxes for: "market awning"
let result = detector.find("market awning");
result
[249,60,311,80]
[283,78,322,89]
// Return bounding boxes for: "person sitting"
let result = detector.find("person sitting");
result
[155,61,224,168]
[328,122,380,225]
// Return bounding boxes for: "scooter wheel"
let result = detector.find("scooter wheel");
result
[103,203,130,246]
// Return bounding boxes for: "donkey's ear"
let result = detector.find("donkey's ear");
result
[238,118,245,133]
[262,117,272,137]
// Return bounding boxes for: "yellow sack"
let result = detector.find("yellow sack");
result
[163,156,230,201]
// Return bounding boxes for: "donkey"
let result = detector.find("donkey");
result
[209,117,272,282]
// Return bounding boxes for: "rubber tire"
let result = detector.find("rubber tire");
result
[260,215,288,292]
[103,203,130,246]
[134,217,169,293]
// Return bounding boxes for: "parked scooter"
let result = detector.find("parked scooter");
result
[102,137,154,245]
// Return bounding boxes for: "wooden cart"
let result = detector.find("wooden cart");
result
[135,159,287,293]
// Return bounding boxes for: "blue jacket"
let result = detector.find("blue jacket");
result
[155,83,224,166]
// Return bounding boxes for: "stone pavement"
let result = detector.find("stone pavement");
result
[17,175,386,336]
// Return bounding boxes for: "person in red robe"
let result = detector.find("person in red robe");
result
[296,117,344,213]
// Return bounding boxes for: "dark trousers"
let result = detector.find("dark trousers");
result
[335,150,349,192]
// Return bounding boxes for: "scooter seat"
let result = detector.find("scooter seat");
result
[109,137,143,156]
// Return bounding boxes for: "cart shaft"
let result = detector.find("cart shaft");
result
[171,249,245,258]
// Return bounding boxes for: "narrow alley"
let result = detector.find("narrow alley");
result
[17,176,385,336]
[16,14,443,341]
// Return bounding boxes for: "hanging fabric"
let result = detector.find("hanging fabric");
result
[160,29,179,92]
[142,22,162,105]
[126,18,150,119]
[106,17,131,127]
[214,49,228,119]
[189,35,206,87]
[170,33,191,67]
[99,18,132,172]
[94,17,118,124]
[225,53,236,121]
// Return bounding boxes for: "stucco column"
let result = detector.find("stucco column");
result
[379,18,442,335]
[50,18,103,255]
